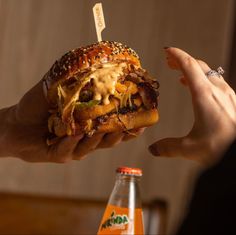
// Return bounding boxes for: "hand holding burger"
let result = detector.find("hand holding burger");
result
[0,41,159,162]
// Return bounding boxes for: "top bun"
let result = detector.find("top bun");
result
[43,41,141,106]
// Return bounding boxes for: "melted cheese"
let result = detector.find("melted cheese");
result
[89,63,126,105]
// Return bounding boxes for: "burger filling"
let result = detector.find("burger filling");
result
[48,62,159,139]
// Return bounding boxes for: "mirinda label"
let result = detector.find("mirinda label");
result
[97,204,144,235]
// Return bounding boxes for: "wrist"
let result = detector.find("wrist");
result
[0,106,17,157]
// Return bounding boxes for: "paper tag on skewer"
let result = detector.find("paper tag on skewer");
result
[93,3,106,42]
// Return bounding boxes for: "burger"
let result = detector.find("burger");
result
[43,41,159,145]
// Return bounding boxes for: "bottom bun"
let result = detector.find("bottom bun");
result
[94,108,159,134]
[51,108,159,142]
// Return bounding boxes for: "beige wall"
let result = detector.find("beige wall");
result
[0,0,234,234]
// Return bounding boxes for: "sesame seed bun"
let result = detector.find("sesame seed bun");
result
[43,41,141,106]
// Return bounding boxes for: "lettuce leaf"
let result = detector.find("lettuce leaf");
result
[75,100,100,109]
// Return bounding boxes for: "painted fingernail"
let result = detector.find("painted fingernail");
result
[148,145,160,156]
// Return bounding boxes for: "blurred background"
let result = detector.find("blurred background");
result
[0,0,235,234]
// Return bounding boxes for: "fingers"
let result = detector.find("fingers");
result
[180,60,230,93]
[165,48,232,102]
[73,133,105,160]
[148,136,205,164]
[97,128,145,148]
[47,127,145,163]
[149,137,186,158]
[195,60,235,99]
[197,60,224,81]
[122,128,145,141]
[148,137,214,166]
[197,60,225,85]
[148,133,228,166]
[97,132,125,148]
[48,134,84,163]
[165,48,211,96]
[196,60,211,73]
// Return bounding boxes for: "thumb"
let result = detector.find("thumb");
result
[149,137,186,158]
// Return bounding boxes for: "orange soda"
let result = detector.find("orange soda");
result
[97,167,144,235]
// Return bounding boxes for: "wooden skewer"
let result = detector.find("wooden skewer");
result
[93,3,106,42]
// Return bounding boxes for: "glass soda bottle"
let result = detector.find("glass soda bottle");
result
[97,166,144,235]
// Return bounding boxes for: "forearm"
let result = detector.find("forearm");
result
[0,106,16,157]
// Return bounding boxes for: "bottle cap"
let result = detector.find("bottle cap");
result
[116,166,142,176]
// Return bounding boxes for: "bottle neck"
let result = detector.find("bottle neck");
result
[108,174,142,209]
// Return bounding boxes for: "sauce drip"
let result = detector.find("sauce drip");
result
[89,63,126,105]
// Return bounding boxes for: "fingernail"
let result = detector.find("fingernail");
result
[148,145,160,156]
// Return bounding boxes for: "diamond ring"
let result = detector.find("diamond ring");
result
[205,67,224,78]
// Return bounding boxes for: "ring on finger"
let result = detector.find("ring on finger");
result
[205,66,224,78]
